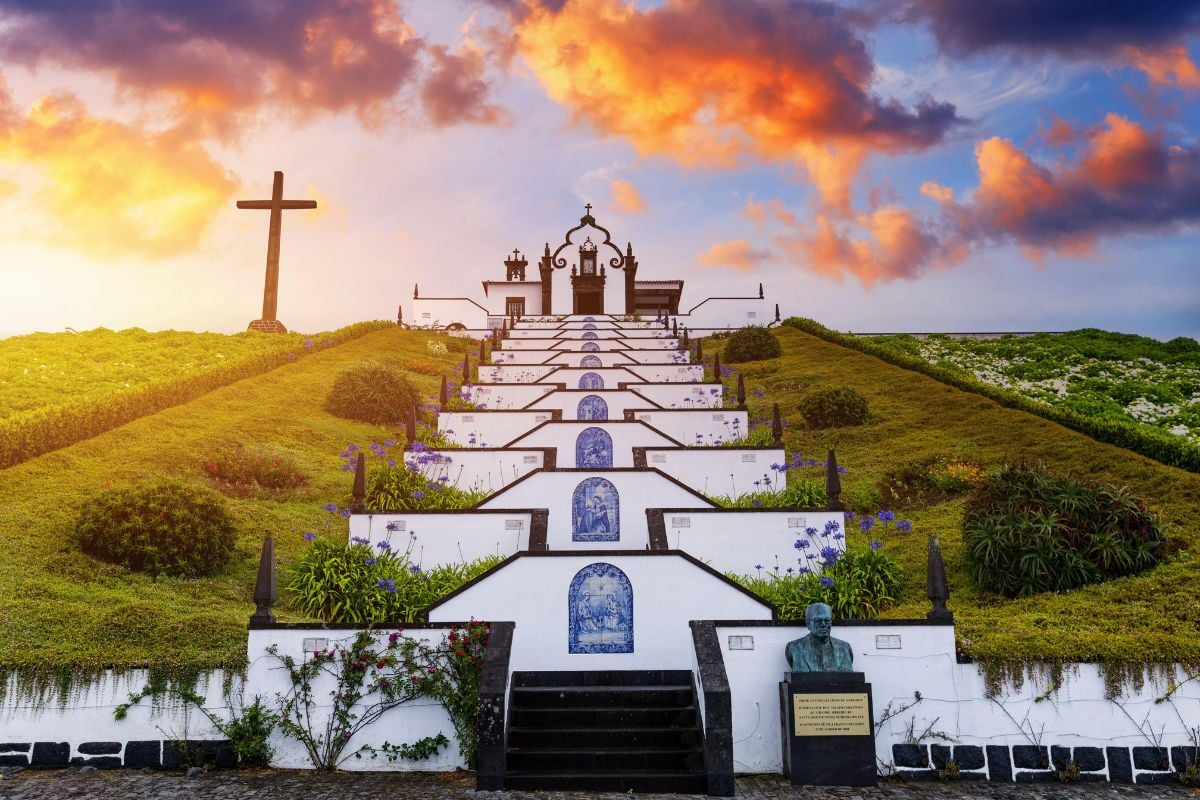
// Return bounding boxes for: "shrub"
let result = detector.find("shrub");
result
[325,363,420,426]
[203,445,308,493]
[879,454,986,509]
[286,536,502,623]
[76,482,236,578]
[962,463,1166,597]
[799,385,869,428]
[734,547,903,619]
[722,326,782,362]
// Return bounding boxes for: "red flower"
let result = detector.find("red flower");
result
[206,463,219,475]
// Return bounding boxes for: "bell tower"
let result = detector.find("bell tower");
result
[571,236,606,314]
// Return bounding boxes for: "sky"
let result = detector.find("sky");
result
[0,0,1198,340]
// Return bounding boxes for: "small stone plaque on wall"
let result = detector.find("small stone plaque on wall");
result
[792,693,871,736]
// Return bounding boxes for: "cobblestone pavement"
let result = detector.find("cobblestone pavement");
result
[1,769,1196,800]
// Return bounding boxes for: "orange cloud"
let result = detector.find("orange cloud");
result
[609,179,646,214]
[0,1,505,135]
[778,205,958,286]
[696,239,778,272]
[422,40,507,127]
[514,0,959,208]
[1125,44,1200,91]
[0,91,237,259]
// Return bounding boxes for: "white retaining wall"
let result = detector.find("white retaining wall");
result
[677,297,771,330]
[429,554,773,672]
[641,448,786,497]
[627,383,725,409]
[527,390,660,420]
[436,411,554,448]
[397,448,546,493]
[654,509,844,575]
[468,383,559,410]
[478,470,714,548]
[507,422,682,464]
[349,511,535,567]
[631,408,751,445]
[246,627,465,771]
[412,298,489,330]
[713,622,1200,777]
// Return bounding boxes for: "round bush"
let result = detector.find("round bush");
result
[722,326,782,363]
[799,386,869,428]
[963,464,1165,597]
[325,363,420,426]
[76,482,237,578]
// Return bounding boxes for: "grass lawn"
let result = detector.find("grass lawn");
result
[718,327,1200,683]
[0,327,469,695]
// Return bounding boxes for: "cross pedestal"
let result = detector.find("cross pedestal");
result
[237,170,316,333]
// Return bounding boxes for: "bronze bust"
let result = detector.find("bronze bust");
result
[785,602,854,673]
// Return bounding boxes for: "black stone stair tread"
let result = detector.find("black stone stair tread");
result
[504,771,708,792]
[508,747,702,754]
[513,684,693,691]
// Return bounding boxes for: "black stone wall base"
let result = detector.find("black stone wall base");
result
[1171,746,1198,771]
[953,745,985,770]
[71,756,121,769]
[1133,746,1169,771]
[77,742,121,755]
[0,743,31,753]
[162,740,236,770]
[1073,746,1105,772]
[0,754,29,767]
[985,745,1011,782]
[31,742,69,768]
[123,741,162,769]
[892,742,1194,784]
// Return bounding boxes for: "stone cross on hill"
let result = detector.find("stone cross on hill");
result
[238,170,317,333]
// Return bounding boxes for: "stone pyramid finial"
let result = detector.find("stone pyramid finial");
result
[736,373,745,409]
[350,452,366,513]
[406,405,417,447]
[824,448,844,511]
[439,375,449,407]
[250,537,276,626]
[771,403,783,448]
[927,537,954,622]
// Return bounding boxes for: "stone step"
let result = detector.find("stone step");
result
[507,726,702,750]
[507,746,704,772]
[512,669,693,687]
[504,770,708,793]
[508,704,698,730]
[510,684,693,708]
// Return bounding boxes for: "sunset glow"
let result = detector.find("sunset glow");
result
[0,0,1196,338]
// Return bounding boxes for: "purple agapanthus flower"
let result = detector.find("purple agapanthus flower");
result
[350,536,370,546]
[376,540,392,550]
[302,532,316,542]
[877,509,895,523]
[860,516,875,532]
[870,540,883,550]
[819,576,835,589]
[896,520,913,533]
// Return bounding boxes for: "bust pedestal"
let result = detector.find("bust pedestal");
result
[779,672,875,786]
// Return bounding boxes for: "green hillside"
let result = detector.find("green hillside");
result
[722,326,1200,685]
[1,323,1197,699]
[0,327,468,696]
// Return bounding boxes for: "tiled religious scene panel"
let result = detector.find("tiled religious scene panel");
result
[576,426,614,468]
[572,476,619,541]
[568,562,633,654]
[576,394,609,421]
